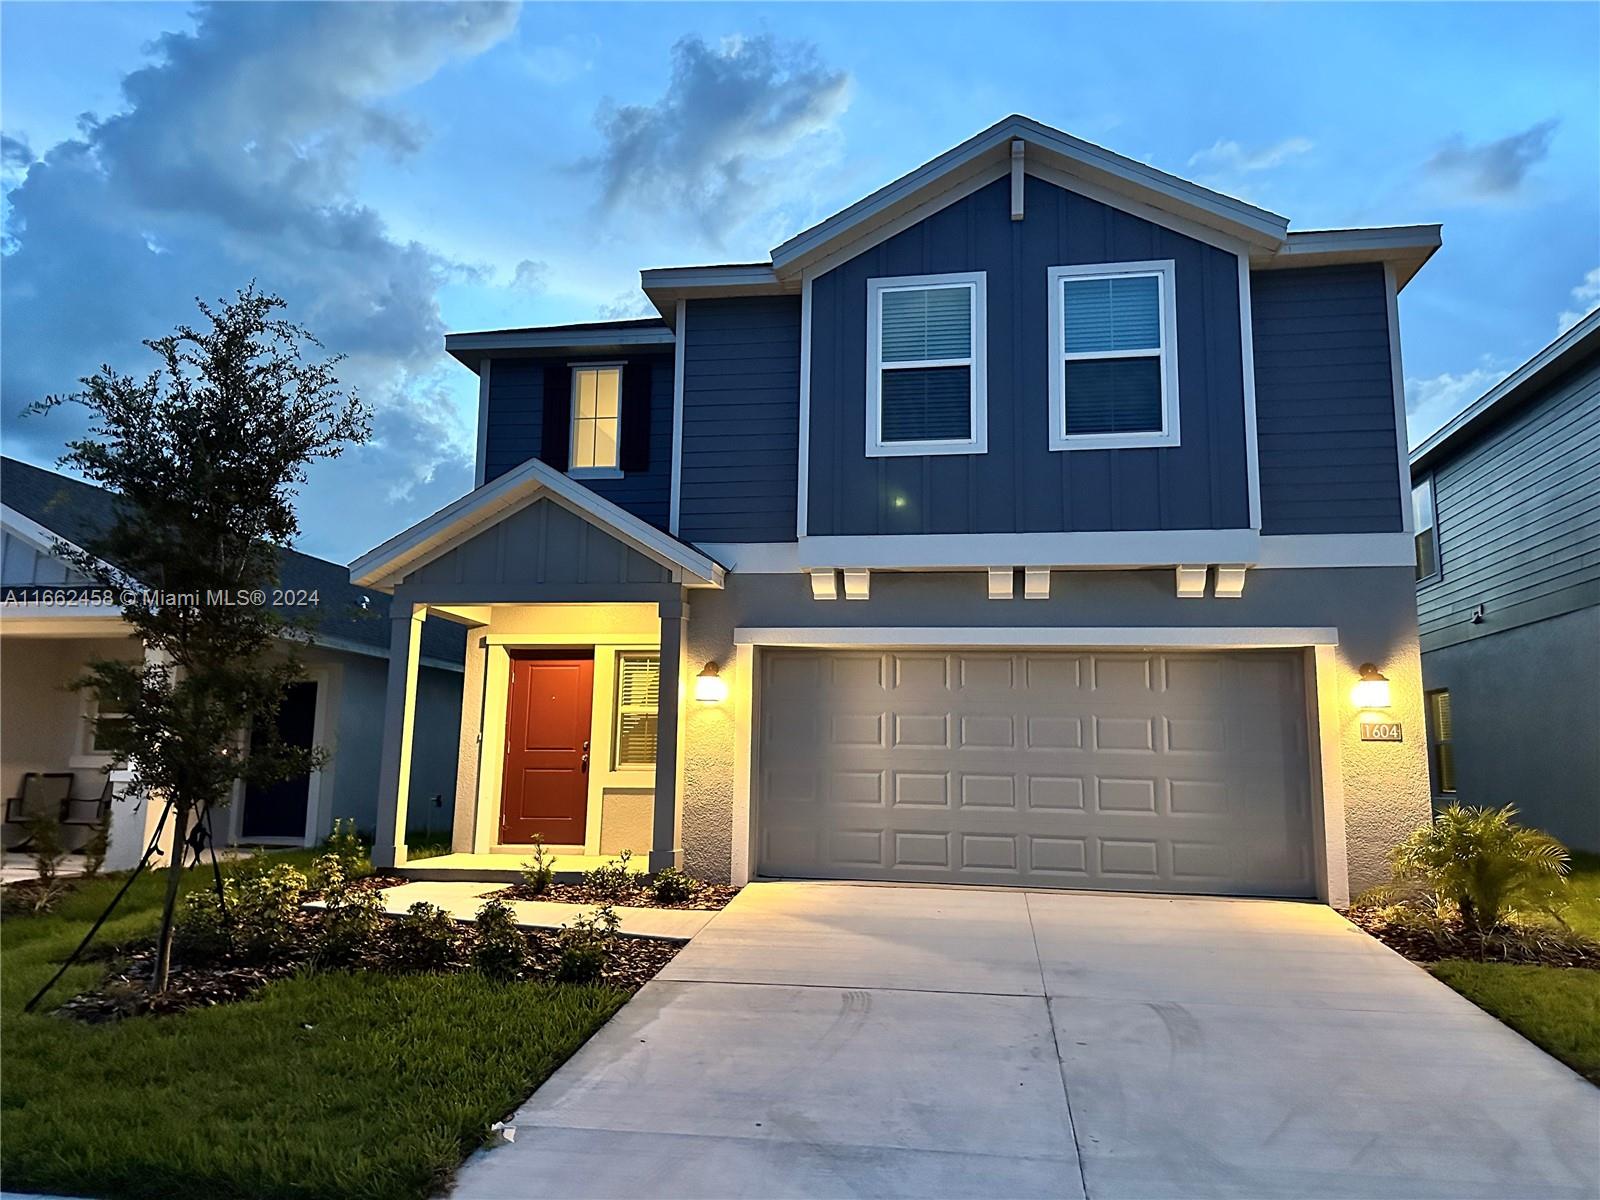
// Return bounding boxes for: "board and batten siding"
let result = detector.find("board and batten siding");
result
[481,353,675,531]
[0,528,94,585]
[1250,264,1405,535]
[806,175,1250,537]
[678,295,802,543]
[1416,351,1600,652]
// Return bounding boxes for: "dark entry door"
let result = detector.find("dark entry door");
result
[500,651,593,845]
[241,680,318,840]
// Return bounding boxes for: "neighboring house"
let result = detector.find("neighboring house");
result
[354,115,1440,907]
[1409,309,1600,853]
[1,457,464,868]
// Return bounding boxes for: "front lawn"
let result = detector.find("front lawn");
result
[1428,851,1600,1087]
[1,857,629,1200]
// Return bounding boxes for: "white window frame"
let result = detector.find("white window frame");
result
[568,362,625,480]
[865,271,988,458]
[1413,475,1440,585]
[611,651,660,771]
[1047,259,1180,451]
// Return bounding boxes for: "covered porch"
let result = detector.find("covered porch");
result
[350,457,725,877]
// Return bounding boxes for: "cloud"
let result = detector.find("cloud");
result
[590,33,851,239]
[1187,137,1312,175]
[593,289,657,320]
[1424,120,1558,201]
[1405,364,1508,446]
[1557,266,1600,334]
[1,1,518,560]
[510,259,549,293]
[1,134,33,170]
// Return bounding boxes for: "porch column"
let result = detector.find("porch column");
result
[373,603,425,869]
[649,597,687,871]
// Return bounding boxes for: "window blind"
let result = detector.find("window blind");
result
[1063,275,1161,353]
[614,655,659,768]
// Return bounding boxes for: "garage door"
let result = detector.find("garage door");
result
[756,649,1316,896]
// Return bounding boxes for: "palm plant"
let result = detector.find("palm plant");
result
[1391,804,1569,933]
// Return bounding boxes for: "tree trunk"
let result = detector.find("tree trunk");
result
[151,802,191,993]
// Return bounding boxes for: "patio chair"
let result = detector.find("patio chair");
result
[62,775,115,851]
[2,773,74,852]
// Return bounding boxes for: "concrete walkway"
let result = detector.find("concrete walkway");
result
[361,879,715,941]
[452,881,1600,1200]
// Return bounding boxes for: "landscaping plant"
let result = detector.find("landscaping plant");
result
[324,818,368,882]
[556,905,620,982]
[472,898,528,982]
[79,821,108,879]
[28,285,370,992]
[386,902,462,972]
[232,863,309,962]
[520,835,555,896]
[582,850,639,903]
[174,884,236,962]
[25,814,67,887]
[1389,804,1570,934]
[314,856,386,967]
[650,867,697,905]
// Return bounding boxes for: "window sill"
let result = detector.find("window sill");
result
[568,467,624,481]
[1050,431,1180,452]
[866,438,987,459]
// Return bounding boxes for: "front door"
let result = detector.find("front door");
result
[241,680,318,841]
[500,650,594,845]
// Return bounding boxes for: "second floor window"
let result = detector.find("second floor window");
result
[570,365,622,471]
[866,272,988,457]
[1413,476,1439,582]
[1048,260,1179,451]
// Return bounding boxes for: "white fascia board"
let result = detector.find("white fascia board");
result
[445,327,674,355]
[1254,225,1442,291]
[796,530,1261,570]
[349,457,724,590]
[694,541,803,573]
[639,264,794,321]
[734,625,1341,649]
[770,116,1287,275]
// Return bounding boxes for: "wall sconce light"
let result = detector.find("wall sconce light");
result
[1351,663,1391,710]
[695,661,728,703]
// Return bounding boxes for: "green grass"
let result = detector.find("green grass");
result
[1,857,629,1200]
[1427,851,1600,1088]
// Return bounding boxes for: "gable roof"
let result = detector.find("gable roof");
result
[1,456,466,664]
[444,317,673,369]
[349,454,724,591]
[1410,307,1600,476]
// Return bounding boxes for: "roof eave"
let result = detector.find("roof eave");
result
[444,325,674,370]
[1254,225,1444,291]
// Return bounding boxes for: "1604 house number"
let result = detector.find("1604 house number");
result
[1360,720,1403,742]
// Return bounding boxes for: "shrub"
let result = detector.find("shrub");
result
[175,883,236,963]
[650,867,697,905]
[582,850,639,903]
[472,898,528,982]
[80,820,108,879]
[386,901,462,972]
[557,905,620,983]
[315,861,385,967]
[1390,804,1570,934]
[25,814,66,885]
[520,835,555,896]
[232,863,309,961]
[325,817,368,881]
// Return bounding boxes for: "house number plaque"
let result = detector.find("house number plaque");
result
[1360,720,1403,742]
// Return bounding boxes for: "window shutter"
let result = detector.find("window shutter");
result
[619,359,653,472]
[540,364,571,470]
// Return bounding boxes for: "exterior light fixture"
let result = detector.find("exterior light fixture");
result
[695,661,728,703]
[1351,663,1391,710]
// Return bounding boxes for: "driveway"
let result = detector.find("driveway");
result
[453,883,1600,1199]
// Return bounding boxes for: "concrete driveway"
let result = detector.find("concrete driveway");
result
[453,883,1600,1200]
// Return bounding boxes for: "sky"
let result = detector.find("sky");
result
[2,1,1596,562]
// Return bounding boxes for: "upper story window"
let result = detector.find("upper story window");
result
[1048,260,1179,451]
[866,272,988,457]
[1413,475,1439,582]
[570,364,622,474]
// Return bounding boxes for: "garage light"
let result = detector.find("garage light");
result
[695,661,728,703]
[1352,663,1391,710]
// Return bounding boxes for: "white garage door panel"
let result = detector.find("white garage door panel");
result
[756,649,1316,896]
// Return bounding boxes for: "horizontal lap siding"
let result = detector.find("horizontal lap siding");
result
[1417,354,1600,650]
[1251,265,1404,534]
[806,175,1250,536]
[482,353,675,532]
[679,296,802,542]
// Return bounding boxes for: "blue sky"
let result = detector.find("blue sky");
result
[3,1,1596,561]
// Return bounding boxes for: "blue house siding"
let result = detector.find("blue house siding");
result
[481,353,675,531]
[1251,265,1405,535]
[806,175,1250,537]
[679,295,801,543]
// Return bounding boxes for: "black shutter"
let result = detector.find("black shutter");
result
[619,358,653,473]
[540,363,571,471]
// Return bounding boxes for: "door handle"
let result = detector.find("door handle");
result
[581,753,590,772]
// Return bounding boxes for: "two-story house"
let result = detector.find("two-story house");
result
[351,116,1440,906]
[1409,308,1599,853]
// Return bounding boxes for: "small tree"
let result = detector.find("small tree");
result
[31,286,369,991]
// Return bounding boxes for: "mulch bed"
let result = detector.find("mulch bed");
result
[1347,905,1600,969]
[494,881,742,910]
[53,911,681,1023]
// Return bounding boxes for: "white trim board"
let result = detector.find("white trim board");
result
[733,626,1340,648]
[796,272,814,538]
[445,326,673,354]
[669,299,686,536]
[797,529,1260,570]
[473,358,492,489]
[1383,264,1415,535]
[1239,255,1262,530]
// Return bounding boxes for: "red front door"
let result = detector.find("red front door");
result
[500,650,593,845]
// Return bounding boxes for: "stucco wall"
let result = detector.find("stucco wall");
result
[681,566,1430,895]
[0,635,141,802]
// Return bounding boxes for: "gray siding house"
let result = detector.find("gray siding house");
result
[355,116,1442,906]
[1409,309,1600,852]
[1,457,465,868]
